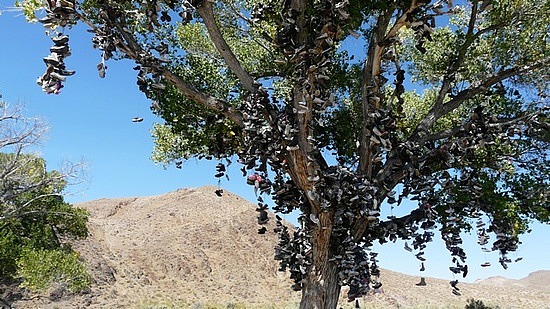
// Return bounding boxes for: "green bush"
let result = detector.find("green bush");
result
[0,151,90,293]
[465,298,500,309]
[16,247,90,292]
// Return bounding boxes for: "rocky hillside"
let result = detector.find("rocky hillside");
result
[8,186,550,308]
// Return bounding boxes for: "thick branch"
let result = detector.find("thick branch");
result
[163,71,244,126]
[196,1,257,93]
[79,12,244,127]
[358,11,392,177]
[359,1,426,177]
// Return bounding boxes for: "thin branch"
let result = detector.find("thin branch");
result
[410,59,549,142]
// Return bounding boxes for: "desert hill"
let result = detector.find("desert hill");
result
[474,270,550,292]
[8,186,550,308]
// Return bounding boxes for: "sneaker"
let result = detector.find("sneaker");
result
[132,117,144,122]
[38,16,55,24]
[49,72,66,82]
[420,262,425,272]
[452,289,461,296]
[151,83,166,90]
[449,266,461,274]
[54,68,76,76]
[97,62,106,78]
[43,53,61,66]
[481,262,491,267]
[52,35,69,46]
[50,45,70,55]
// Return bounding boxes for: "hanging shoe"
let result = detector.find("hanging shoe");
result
[416,252,426,261]
[481,262,491,267]
[49,72,66,82]
[54,68,76,76]
[415,277,427,286]
[50,44,71,56]
[43,53,62,66]
[132,117,144,122]
[420,262,425,272]
[52,34,69,46]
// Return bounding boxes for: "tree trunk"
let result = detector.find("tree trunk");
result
[299,212,341,309]
[299,259,341,309]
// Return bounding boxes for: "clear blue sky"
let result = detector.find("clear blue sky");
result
[0,5,548,284]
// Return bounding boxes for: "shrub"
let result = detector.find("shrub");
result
[465,298,500,309]
[16,248,90,292]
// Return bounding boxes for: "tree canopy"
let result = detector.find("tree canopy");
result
[0,99,89,296]
[16,0,549,307]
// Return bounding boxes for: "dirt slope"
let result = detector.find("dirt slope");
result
[9,186,550,308]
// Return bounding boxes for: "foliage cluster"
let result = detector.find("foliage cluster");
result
[0,100,89,293]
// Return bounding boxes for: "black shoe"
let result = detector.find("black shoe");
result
[450,279,459,290]
[214,189,223,197]
[420,262,425,272]
[416,277,427,286]
[132,117,144,122]
[258,226,267,234]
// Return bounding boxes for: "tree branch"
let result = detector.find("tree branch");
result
[163,71,244,126]
[78,12,244,127]
[196,1,257,93]
[359,1,427,177]
[410,60,549,142]
[358,10,393,177]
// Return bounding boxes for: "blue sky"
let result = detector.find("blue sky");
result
[0,5,548,284]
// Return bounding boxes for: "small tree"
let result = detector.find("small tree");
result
[0,98,89,294]
[16,1,549,308]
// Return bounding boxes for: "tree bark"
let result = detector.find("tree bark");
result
[299,260,341,309]
[299,212,341,309]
